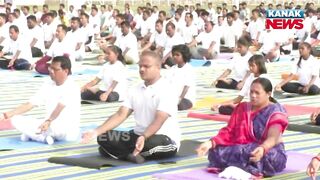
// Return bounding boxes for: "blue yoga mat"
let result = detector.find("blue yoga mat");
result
[190,59,211,67]
[0,126,130,150]
[32,69,100,77]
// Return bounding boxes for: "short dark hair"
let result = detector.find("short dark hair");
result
[166,22,175,29]
[71,17,80,23]
[155,19,163,25]
[226,12,234,18]
[80,12,89,19]
[57,24,68,33]
[27,15,37,22]
[0,13,6,19]
[120,21,130,28]
[52,56,72,75]
[9,25,19,33]
[172,44,191,63]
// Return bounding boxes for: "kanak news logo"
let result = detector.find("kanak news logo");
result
[265,9,304,29]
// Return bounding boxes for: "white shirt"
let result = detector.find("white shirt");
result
[165,63,196,103]
[0,23,9,45]
[66,28,85,55]
[29,78,80,140]
[222,23,238,48]
[246,18,264,40]
[46,36,75,63]
[43,22,57,42]
[115,32,139,63]
[228,52,252,81]
[259,30,281,55]
[97,61,127,101]
[2,36,32,61]
[239,73,272,97]
[27,25,45,52]
[291,55,320,86]
[181,23,198,44]
[163,33,185,56]
[80,24,94,46]
[122,77,181,148]
[89,14,101,34]
[149,30,166,48]
[196,28,220,53]
[139,17,155,37]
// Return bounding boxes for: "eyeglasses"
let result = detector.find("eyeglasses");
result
[48,66,62,73]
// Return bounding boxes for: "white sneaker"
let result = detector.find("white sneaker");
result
[20,134,30,142]
[45,136,54,145]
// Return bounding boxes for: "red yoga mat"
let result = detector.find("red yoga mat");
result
[0,120,14,130]
[283,104,318,116]
[187,112,230,122]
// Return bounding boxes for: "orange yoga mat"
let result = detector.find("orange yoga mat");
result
[281,73,299,80]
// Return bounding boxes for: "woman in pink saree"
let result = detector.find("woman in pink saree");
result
[197,78,288,178]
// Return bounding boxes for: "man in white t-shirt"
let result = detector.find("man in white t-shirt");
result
[80,12,95,52]
[0,25,32,70]
[26,15,45,57]
[160,22,184,67]
[67,17,85,61]
[245,9,264,47]
[182,12,198,46]
[35,24,74,74]
[0,56,80,145]
[43,12,57,49]
[221,13,238,53]
[0,13,9,51]
[82,51,181,163]
[115,21,139,64]
[140,19,166,53]
[189,21,220,59]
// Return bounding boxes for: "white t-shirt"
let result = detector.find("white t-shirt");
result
[89,14,101,34]
[2,36,32,61]
[112,25,122,43]
[291,55,320,86]
[222,23,238,48]
[196,28,220,53]
[149,30,167,48]
[163,33,185,56]
[97,61,127,101]
[122,77,181,148]
[139,18,155,37]
[46,36,75,63]
[80,24,94,46]
[259,30,281,56]
[181,23,198,44]
[228,52,252,81]
[246,18,264,40]
[239,73,272,97]
[29,77,80,140]
[26,25,45,52]
[115,32,139,63]
[165,63,196,103]
[43,22,57,42]
[66,28,85,57]
[279,29,295,51]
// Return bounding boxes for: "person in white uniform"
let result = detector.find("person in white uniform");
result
[275,42,320,95]
[0,56,80,145]
[81,45,127,102]
[82,51,181,163]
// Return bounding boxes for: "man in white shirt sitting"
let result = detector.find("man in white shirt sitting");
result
[115,21,139,64]
[140,19,166,54]
[67,17,85,61]
[0,25,32,70]
[189,21,220,59]
[26,15,45,57]
[0,56,80,145]
[35,24,74,74]
[82,51,181,163]
[220,12,238,53]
